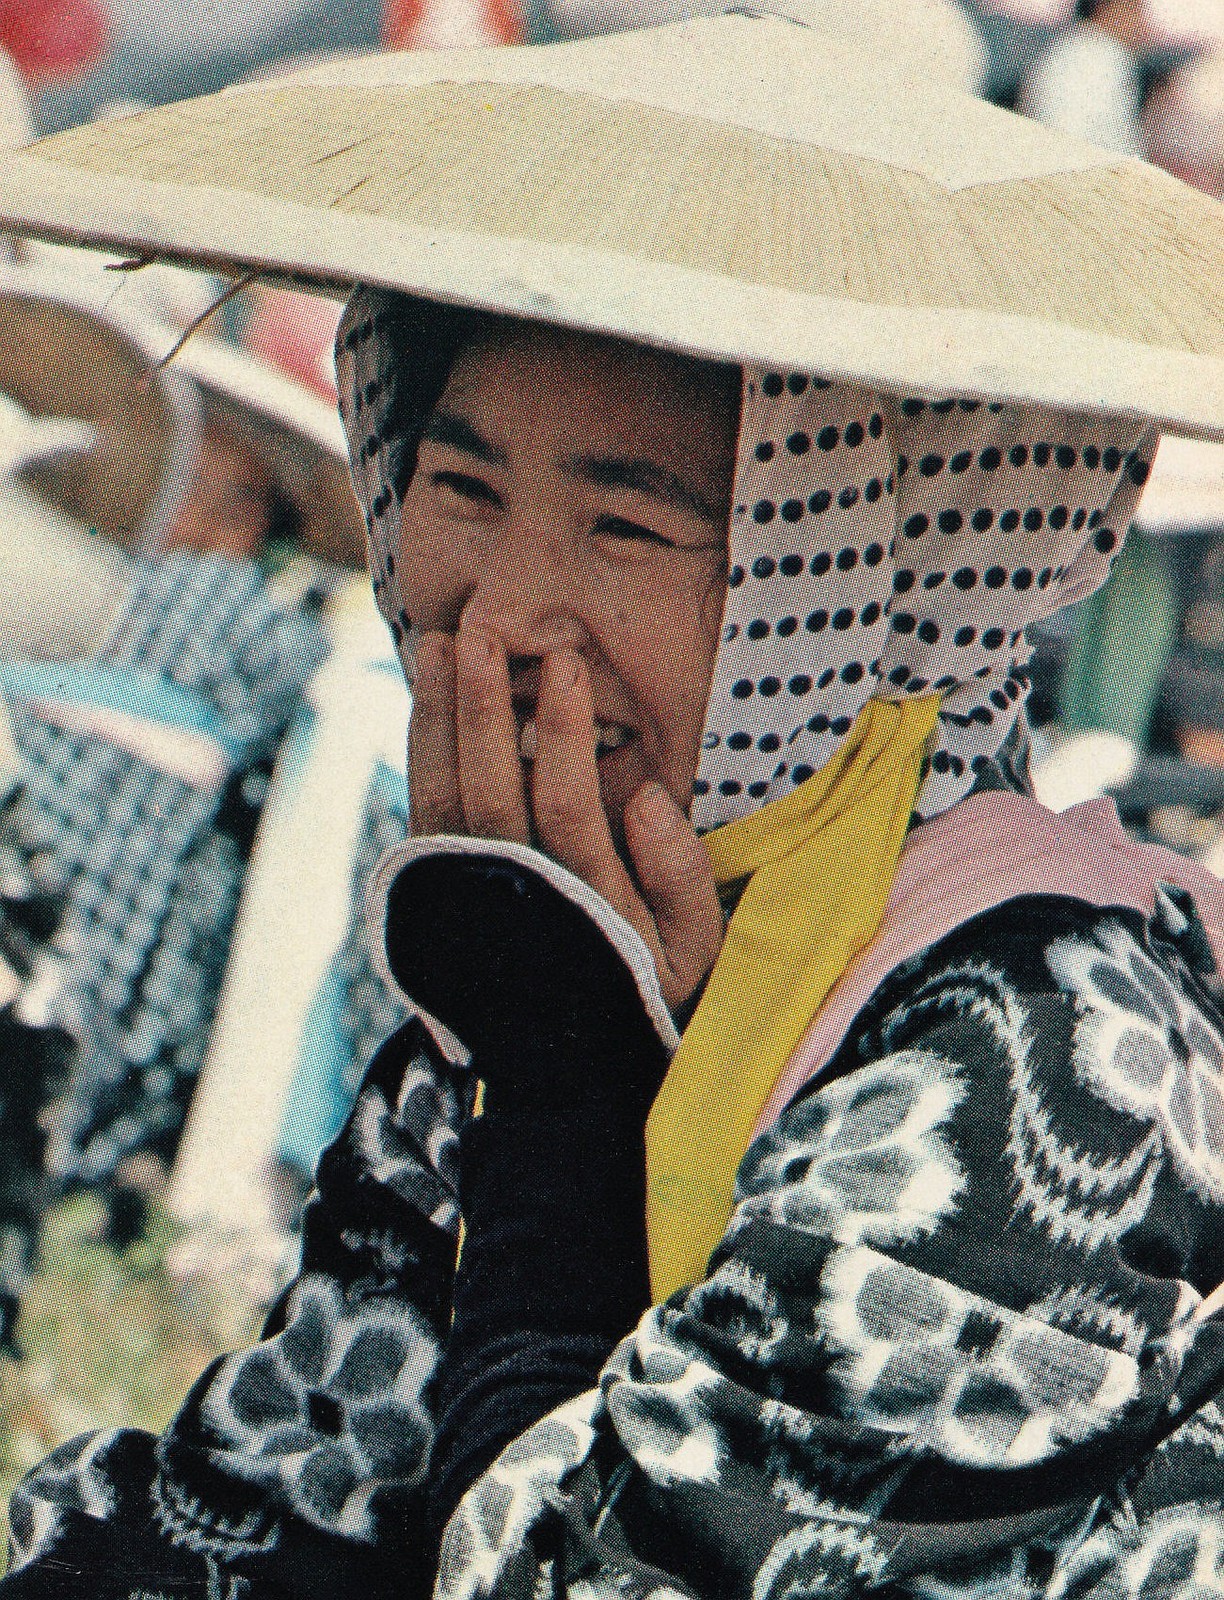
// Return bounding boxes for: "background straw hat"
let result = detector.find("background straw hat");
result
[0,8,1220,437]
[0,265,366,566]
[170,333,367,569]
[0,269,201,551]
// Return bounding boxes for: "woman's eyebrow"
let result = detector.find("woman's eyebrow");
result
[563,453,723,524]
[421,410,507,466]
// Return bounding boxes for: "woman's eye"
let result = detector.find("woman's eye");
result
[431,470,501,508]
[592,514,676,548]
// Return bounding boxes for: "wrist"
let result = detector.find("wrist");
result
[372,834,680,1047]
[371,836,675,1118]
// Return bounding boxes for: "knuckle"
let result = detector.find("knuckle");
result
[533,789,584,839]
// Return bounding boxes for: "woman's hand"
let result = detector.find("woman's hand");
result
[408,622,723,1014]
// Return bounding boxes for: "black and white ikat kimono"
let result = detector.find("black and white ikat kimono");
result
[7,817,1224,1600]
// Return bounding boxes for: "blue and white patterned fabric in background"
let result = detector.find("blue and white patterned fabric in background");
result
[1,552,329,1230]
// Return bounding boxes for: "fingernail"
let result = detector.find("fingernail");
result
[636,783,676,837]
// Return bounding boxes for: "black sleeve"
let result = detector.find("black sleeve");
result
[377,847,672,1551]
[423,1099,652,1545]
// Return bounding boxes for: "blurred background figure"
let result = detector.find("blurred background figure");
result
[0,268,365,1276]
[1143,43,1224,195]
[0,389,127,663]
[241,283,343,401]
[967,1,1075,98]
[0,697,71,1357]
[382,0,524,48]
[1019,0,1155,152]
[0,0,109,96]
[1018,0,1222,150]
[166,577,411,1290]
[1029,435,1224,838]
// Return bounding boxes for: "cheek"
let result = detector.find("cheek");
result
[616,571,725,747]
[391,502,476,630]
[700,567,729,654]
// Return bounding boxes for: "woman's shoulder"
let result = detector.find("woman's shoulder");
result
[859,885,1224,1054]
[809,884,1224,1232]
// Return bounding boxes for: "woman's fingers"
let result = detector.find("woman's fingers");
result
[454,620,531,844]
[408,631,462,834]
[530,650,623,880]
[416,633,723,1013]
[532,654,718,1012]
[623,783,723,1008]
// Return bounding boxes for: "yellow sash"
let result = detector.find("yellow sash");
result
[644,694,940,1301]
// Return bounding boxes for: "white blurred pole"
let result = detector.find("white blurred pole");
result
[166,579,409,1234]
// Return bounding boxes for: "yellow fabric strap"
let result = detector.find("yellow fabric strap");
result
[644,694,941,1302]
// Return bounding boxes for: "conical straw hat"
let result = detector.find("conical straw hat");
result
[0,9,1221,437]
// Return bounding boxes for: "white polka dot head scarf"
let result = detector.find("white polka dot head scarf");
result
[337,288,1155,829]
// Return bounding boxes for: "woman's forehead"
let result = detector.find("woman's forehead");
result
[434,323,742,485]
[441,321,740,424]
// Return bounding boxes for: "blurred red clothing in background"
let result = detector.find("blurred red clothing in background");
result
[0,0,109,85]
[383,0,522,49]
[243,285,343,404]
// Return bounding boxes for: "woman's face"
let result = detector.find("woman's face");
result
[164,420,277,561]
[394,323,740,837]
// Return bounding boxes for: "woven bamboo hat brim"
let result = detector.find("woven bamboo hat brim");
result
[0,11,1222,438]
[0,269,200,551]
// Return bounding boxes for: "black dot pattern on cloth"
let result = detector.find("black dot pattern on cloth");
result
[335,289,1155,832]
[696,368,1153,824]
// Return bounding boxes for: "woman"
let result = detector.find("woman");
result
[3,289,1223,1600]
[0,265,349,1255]
[2,13,1224,1599]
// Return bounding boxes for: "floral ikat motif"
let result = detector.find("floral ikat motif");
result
[201,1276,438,1540]
[1048,919,1224,1204]
[818,1244,1139,1468]
[729,1052,968,1249]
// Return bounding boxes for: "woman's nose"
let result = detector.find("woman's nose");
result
[460,592,591,659]
[460,520,592,656]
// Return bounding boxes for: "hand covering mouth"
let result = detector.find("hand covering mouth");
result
[515,712,635,764]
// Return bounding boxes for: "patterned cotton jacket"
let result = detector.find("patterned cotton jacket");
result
[6,815,1224,1600]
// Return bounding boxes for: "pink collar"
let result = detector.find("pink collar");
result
[752,791,1224,1141]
